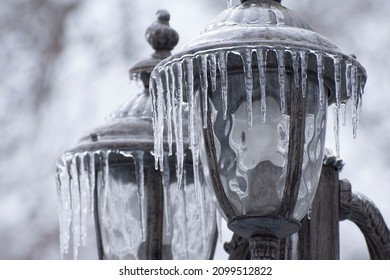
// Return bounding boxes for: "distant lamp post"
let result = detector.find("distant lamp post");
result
[149,0,390,260]
[56,10,217,260]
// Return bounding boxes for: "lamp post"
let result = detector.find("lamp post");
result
[150,0,390,260]
[55,10,217,260]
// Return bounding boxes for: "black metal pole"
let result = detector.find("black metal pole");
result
[145,168,164,259]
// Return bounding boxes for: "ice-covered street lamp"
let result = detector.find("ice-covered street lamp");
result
[55,0,390,261]
[149,0,388,260]
[55,10,217,260]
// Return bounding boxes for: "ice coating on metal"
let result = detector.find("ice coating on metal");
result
[351,65,358,138]
[174,63,185,190]
[162,155,172,235]
[333,106,340,158]
[56,147,217,259]
[56,150,143,258]
[333,55,342,109]
[151,46,366,178]
[256,49,267,122]
[217,52,228,121]
[242,49,254,127]
[276,49,286,113]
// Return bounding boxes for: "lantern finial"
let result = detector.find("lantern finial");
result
[146,10,179,59]
[130,10,179,87]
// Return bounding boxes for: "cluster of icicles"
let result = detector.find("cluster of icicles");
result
[56,150,144,259]
[56,46,365,259]
[150,46,365,186]
[56,148,219,259]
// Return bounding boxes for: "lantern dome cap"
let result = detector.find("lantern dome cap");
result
[182,0,338,55]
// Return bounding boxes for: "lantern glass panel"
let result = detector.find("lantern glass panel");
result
[201,69,327,221]
[96,152,217,260]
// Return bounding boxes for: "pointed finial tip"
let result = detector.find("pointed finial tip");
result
[156,9,170,22]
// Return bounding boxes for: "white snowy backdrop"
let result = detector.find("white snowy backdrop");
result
[1,0,389,259]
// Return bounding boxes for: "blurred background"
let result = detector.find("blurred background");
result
[1,0,389,259]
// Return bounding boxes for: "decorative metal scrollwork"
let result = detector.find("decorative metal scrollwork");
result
[339,179,390,260]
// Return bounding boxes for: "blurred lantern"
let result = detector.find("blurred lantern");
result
[55,10,217,260]
[150,0,367,259]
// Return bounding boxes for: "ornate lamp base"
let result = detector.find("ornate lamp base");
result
[249,235,280,260]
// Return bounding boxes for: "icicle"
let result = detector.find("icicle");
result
[198,179,208,252]
[79,153,89,247]
[333,106,340,158]
[91,152,108,256]
[56,155,71,257]
[168,65,177,158]
[356,94,363,136]
[179,170,189,259]
[156,76,165,171]
[316,52,326,109]
[357,75,365,132]
[300,50,308,98]
[186,55,202,203]
[351,65,359,138]
[174,63,184,190]
[198,55,209,129]
[277,50,286,113]
[340,102,347,126]
[216,210,223,243]
[218,51,228,120]
[87,152,96,216]
[209,53,217,92]
[133,151,146,241]
[291,51,300,89]
[162,154,172,235]
[333,55,342,108]
[165,68,173,156]
[242,49,254,128]
[63,156,74,256]
[185,58,195,148]
[56,166,64,256]
[345,60,352,98]
[70,155,81,259]
[256,48,267,123]
[150,78,160,170]
[227,0,233,8]
[187,57,208,250]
